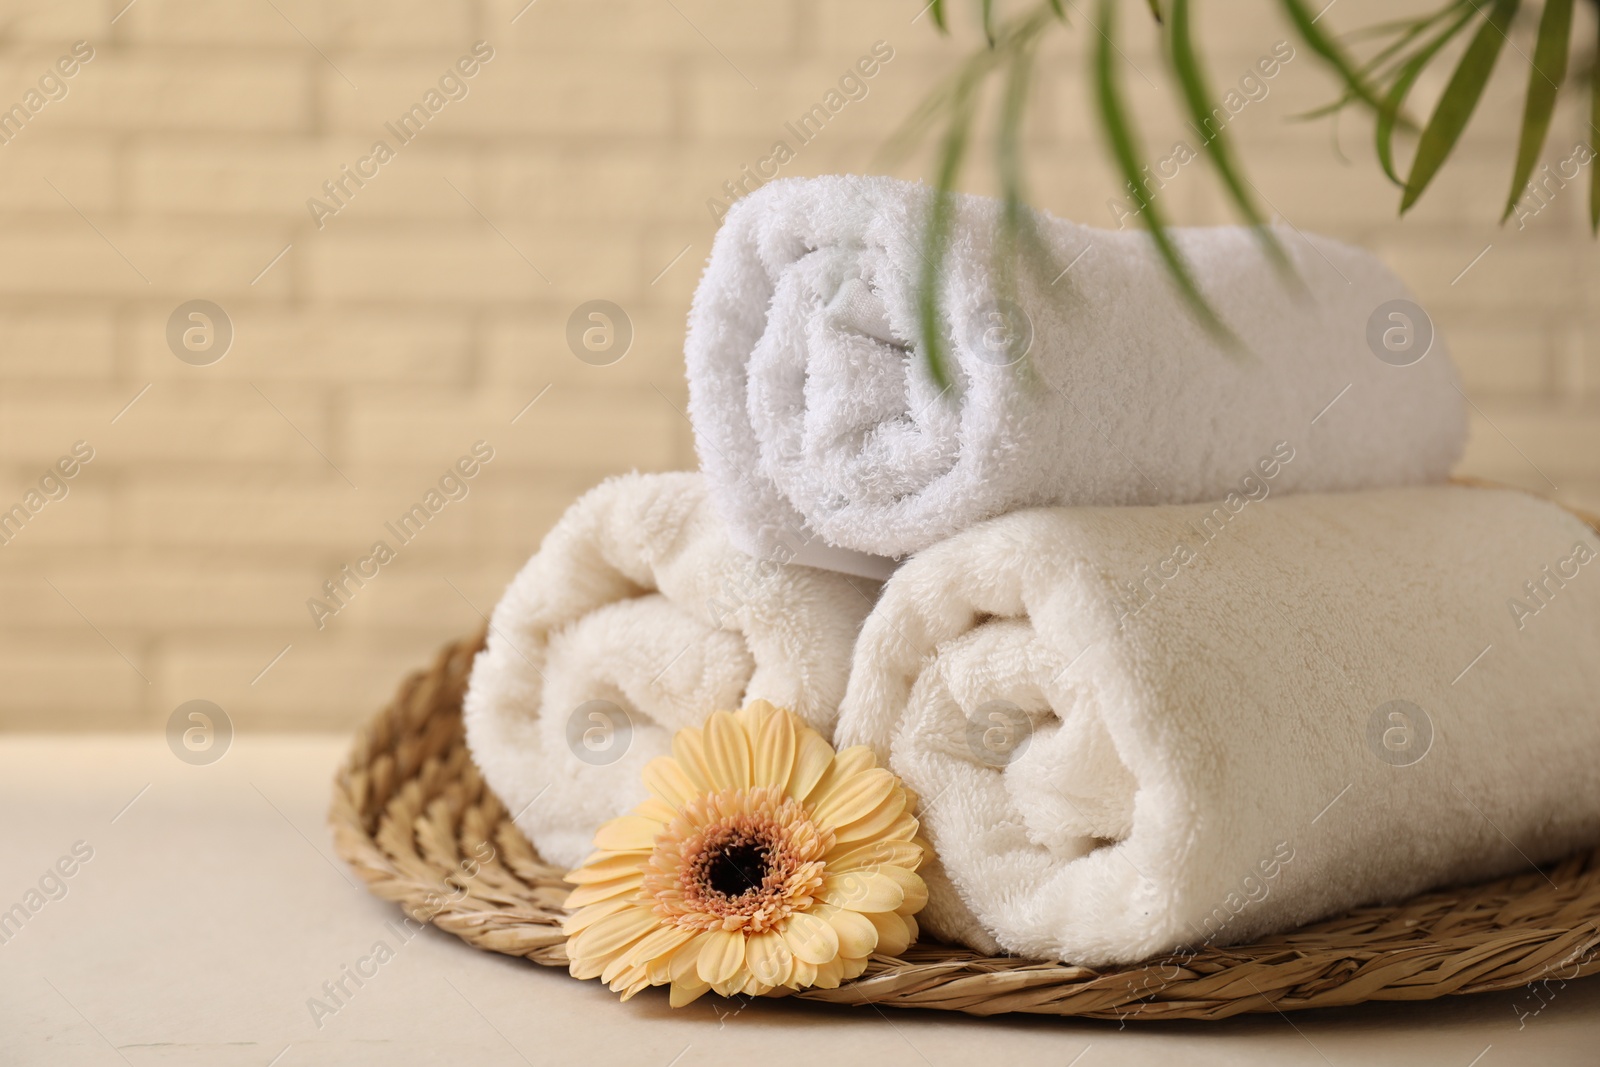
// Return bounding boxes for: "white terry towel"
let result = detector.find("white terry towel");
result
[464,472,876,871]
[685,174,1467,566]
[834,485,1600,966]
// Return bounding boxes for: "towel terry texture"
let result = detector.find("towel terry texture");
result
[463,472,877,871]
[685,174,1468,564]
[833,485,1600,966]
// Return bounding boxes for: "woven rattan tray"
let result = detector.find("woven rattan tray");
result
[330,626,1600,1021]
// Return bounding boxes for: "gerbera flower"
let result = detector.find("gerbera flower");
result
[562,700,927,1006]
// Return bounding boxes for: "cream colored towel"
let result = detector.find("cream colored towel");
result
[464,472,876,870]
[835,486,1600,965]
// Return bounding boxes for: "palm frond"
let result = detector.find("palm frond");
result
[1279,0,1389,113]
[907,5,1059,388]
[1376,7,1478,184]
[1095,0,1231,341]
[918,86,978,391]
[1503,0,1573,221]
[994,12,1069,370]
[1293,0,1470,123]
[1401,0,1520,212]
[1591,29,1600,234]
[997,16,1040,267]
[1167,0,1290,273]
[898,0,1600,392]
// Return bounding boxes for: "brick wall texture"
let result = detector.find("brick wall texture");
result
[2,0,1596,730]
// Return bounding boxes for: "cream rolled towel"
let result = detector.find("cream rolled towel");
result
[464,472,876,870]
[685,174,1467,568]
[834,485,1600,965]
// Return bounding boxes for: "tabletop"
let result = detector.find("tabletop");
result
[2,734,1597,1067]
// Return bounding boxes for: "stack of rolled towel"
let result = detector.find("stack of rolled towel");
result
[465,174,1600,966]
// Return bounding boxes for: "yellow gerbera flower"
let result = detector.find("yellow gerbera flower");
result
[561,700,927,1006]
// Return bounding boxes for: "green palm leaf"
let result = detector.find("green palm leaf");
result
[896,0,1600,363]
[1376,7,1477,185]
[907,7,1056,389]
[1094,0,1230,340]
[1592,24,1600,234]
[1503,0,1572,221]
[918,90,976,391]
[1279,0,1389,112]
[1401,0,1520,212]
[1294,0,1469,123]
[997,18,1038,259]
[1167,0,1289,272]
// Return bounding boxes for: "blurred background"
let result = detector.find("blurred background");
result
[0,0,1594,733]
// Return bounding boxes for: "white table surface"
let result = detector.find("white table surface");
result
[2,734,1597,1067]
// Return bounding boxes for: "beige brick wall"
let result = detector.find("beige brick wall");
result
[1,0,1595,731]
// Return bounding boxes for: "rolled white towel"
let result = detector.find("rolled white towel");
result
[464,472,876,871]
[686,174,1467,566]
[834,485,1600,965]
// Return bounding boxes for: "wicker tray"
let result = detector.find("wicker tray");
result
[330,627,1600,1021]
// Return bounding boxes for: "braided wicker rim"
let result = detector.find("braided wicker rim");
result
[329,492,1600,1021]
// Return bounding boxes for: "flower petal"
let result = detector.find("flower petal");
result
[696,927,747,985]
[789,957,818,988]
[602,952,648,987]
[668,934,706,983]
[616,970,653,1001]
[642,756,700,808]
[811,955,846,989]
[822,905,879,959]
[563,873,643,909]
[881,812,921,845]
[823,786,908,843]
[703,710,751,790]
[735,699,778,735]
[803,745,876,806]
[633,796,680,825]
[568,951,611,981]
[566,905,659,961]
[744,929,794,988]
[824,839,922,872]
[672,727,715,792]
[646,954,674,984]
[783,911,840,965]
[736,970,772,997]
[617,923,696,979]
[561,895,633,936]
[809,767,896,830]
[669,974,712,1007]
[751,705,796,788]
[878,864,928,913]
[820,870,904,913]
[565,851,649,884]
[786,728,835,802]
[593,815,664,852]
[866,910,914,956]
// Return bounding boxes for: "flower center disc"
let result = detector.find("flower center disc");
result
[705,839,771,898]
[642,785,834,934]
